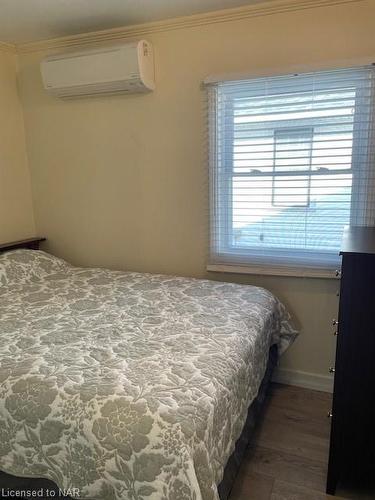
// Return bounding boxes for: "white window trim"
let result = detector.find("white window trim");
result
[207,65,375,278]
[206,263,339,279]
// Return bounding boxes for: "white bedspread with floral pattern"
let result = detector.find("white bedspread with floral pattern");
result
[0,250,297,500]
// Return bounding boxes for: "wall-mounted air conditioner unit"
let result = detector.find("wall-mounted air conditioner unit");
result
[40,40,155,98]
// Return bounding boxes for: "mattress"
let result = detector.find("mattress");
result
[0,250,297,500]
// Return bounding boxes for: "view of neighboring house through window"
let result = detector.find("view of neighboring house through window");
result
[208,67,375,271]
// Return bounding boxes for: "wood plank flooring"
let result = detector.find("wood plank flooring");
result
[229,383,375,500]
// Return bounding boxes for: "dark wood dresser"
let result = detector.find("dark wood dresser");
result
[327,226,375,494]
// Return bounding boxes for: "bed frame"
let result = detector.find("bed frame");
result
[218,345,277,498]
[0,236,277,499]
[0,237,46,253]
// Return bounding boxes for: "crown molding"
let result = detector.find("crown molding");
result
[16,0,365,54]
[0,41,16,54]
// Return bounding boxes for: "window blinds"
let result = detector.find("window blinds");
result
[208,66,375,271]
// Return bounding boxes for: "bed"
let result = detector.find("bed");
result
[0,240,297,500]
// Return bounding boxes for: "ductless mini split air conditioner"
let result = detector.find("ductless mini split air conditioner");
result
[40,40,155,98]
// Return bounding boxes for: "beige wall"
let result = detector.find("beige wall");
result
[0,49,35,242]
[17,0,375,383]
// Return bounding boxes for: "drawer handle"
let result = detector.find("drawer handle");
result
[332,319,339,326]
[333,331,338,336]
[327,411,333,418]
[329,367,335,374]
[335,270,342,278]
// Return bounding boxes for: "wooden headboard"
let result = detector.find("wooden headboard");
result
[0,237,46,253]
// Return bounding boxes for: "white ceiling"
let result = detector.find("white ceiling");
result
[0,0,271,45]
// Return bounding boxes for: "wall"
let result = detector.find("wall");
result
[0,48,35,242]
[17,0,375,389]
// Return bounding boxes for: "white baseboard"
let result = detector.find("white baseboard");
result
[272,368,334,393]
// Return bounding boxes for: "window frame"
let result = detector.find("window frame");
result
[271,126,314,208]
[208,67,375,278]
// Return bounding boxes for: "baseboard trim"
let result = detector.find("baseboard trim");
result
[273,368,334,393]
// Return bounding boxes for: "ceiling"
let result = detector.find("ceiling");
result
[0,0,271,45]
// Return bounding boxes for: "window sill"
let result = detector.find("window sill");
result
[206,263,338,279]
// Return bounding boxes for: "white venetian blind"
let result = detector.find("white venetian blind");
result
[208,66,375,272]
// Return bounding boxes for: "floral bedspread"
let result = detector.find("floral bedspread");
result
[0,250,297,499]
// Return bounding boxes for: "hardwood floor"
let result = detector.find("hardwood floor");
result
[229,383,375,500]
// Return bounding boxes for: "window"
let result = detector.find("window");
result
[208,67,375,274]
